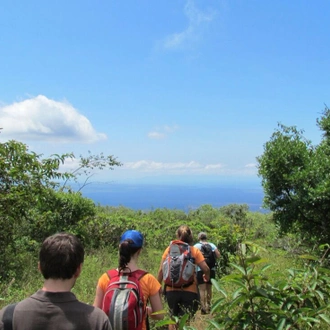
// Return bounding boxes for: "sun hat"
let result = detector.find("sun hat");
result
[120,230,144,248]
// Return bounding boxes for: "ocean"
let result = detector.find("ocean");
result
[80,182,266,213]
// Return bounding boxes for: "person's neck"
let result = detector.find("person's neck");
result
[41,278,75,292]
[121,256,139,272]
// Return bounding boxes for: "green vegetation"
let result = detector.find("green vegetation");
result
[2,109,330,329]
[257,107,330,245]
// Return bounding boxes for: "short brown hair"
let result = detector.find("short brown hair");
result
[39,233,84,280]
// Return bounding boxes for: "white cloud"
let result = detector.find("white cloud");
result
[164,124,179,133]
[148,132,166,139]
[123,160,224,173]
[0,95,107,143]
[245,163,257,168]
[148,124,179,139]
[205,164,223,170]
[119,160,259,177]
[161,0,216,50]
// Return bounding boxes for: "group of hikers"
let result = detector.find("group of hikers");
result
[0,225,220,330]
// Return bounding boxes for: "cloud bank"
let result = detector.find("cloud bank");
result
[124,160,223,173]
[0,95,106,143]
[121,160,258,176]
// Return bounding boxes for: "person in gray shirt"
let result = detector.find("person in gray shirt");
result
[0,232,112,330]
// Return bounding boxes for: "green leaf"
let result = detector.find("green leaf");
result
[299,254,318,261]
[255,288,269,298]
[246,255,262,264]
[230,263,246,275]
[155,319,176,326]
[229,294,247,309]
[211,279,227,298]
[178,313,190,329]
[207,319,224,329]
[151,309,167,315]
[261,263,272,272]
[315,290,324,301]
[211,298,226,312]
[319,313,330,324]
[251,258,269,265]
[276,318,286,330]
[230,279,248,290]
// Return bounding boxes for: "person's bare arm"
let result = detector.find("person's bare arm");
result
[93,285,104,308]
[214,248,221,259]
[157,260,163,283]
[148,291,164,320]
[198,260,210,281]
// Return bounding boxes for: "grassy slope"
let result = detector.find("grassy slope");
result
[1,245,303,330]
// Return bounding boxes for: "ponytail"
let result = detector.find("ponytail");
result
[118,239,140,271]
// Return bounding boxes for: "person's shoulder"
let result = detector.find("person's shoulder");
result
[76,300,108,318]
[208,242,217,249]
[191,245,203,255]
[78,303,112,329]
[194,242,202,249]
[162,245,170,256]
[141,272,159,287]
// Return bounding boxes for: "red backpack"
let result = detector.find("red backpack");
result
[102,269,147,330]
[162,240,196,288]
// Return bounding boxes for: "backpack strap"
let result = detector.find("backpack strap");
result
[106,269,119,280]
[3,303,17,330]
[132,269,148,281]
[106,269,148,280]
[130,270,148,307]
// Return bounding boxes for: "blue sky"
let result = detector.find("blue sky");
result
[0,0,329,185]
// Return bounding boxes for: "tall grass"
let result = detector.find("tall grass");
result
[1,245,306,330]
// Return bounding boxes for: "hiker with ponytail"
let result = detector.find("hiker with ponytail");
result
[94,230,163,330]
[157,225,210,329]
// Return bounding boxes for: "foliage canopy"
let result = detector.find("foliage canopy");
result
[0,139,121,279]
[257,107,330,244]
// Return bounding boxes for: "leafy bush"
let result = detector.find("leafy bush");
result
[210,242,330,329]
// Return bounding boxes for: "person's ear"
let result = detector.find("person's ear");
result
[74,263,83,278]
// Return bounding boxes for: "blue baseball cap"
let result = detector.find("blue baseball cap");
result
[120,230,144,248]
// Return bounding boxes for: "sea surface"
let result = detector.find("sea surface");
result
[80,182,267,213]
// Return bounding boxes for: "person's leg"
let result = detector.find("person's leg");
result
[198,283,207,313]
[166,290,199,328]
[165,291,180,330]
[196,271,207,313]
[178,291,199,319]
[206,283,212,313]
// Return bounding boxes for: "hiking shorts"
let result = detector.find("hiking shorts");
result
[196,270,216,285]
[165,290,199,318]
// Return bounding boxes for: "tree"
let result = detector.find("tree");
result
[257,107,330,244]
[0,140,121,279]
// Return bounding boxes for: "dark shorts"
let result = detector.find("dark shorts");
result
[165,289,200,318]
[196,270,216,285]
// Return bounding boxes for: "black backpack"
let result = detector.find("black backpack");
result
[200,243,216,269]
